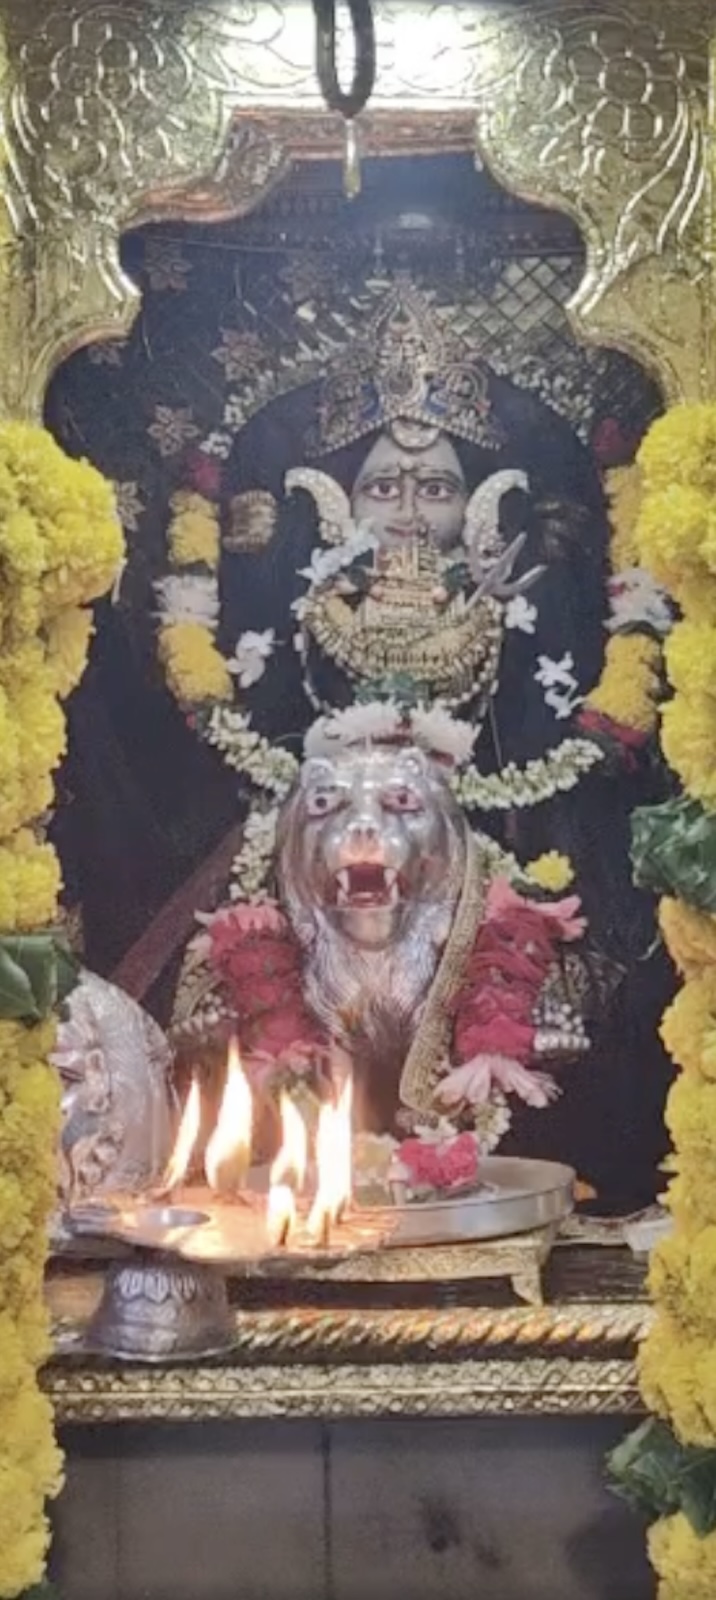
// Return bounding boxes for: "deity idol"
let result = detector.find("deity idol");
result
[202,737,590,1170]
[281,283,547,726]
[171,279,669,1200]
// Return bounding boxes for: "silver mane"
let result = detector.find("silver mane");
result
[277,745,467,1065]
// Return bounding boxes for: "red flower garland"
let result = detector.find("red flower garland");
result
[208,903,327,1061]
[207,880,585,1097]
[452,879,585,1065]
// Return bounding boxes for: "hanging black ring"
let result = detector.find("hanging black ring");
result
[313,0,377,120]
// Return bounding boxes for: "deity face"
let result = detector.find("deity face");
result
[351,431,467,552]
[279,746,465,952]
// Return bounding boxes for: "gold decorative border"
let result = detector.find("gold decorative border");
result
[45,1290,652,1420]
[44,1354,644,1423]
[0,0,713,413]
[5,0,709,1423]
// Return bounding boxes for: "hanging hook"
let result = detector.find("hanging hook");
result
[313,0,377,120]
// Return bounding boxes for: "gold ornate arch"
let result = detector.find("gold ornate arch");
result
[0,0,712,419]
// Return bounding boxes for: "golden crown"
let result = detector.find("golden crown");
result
[308,279,505,457]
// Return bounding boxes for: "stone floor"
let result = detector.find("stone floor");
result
[52,1415,653,1600]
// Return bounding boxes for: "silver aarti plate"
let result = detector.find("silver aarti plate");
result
[387,1157,575,1246]
[70,1159,574,1269]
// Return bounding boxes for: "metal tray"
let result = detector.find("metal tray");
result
[65,1158,574,1269]
[387,1157,575,1246]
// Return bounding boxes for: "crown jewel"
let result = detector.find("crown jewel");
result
[309,279,504,457]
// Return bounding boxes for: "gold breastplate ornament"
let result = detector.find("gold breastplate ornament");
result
[302,537,504,707]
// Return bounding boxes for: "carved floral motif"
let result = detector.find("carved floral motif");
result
[0,0,709,414]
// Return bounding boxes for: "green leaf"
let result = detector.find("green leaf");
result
[631,795,716,914]
[0,932,80,1023]
[0,945,41,1020]
[2,935,57,1015]
[608,1418,716,1537]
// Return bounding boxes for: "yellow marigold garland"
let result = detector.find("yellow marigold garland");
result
[167,488,221,567]
[618,405,716,1599]
[659,974,716,1079]
[586,632,661,735]
[44,607,94,699]
[658,899,716,979]
[604,462,642,570]
[650,1514,716,1600]
[0,422,123,1597]
[648,1230,716,1340]
[664,620,716,701]
[582,459,664,738]
[0,834,61,933]
[157,490,231,707]
[661,694,716,810]
[157,618,232,706]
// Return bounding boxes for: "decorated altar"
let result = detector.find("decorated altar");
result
[3,3,716,1599]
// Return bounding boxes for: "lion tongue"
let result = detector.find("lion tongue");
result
[337,865,398,905]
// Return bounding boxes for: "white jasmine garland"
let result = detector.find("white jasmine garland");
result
[305,702,476,766]
[410,706,475,766]
[229,805,279,900]
[453,738,603,811]
[206,706,298,798]
[154,574,220,632]
[470,1095,511,1151]
[473,832,531,887]
[305,703,403,758]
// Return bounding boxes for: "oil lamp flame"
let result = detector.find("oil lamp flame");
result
[204,1038,253,1197]
[266,1183,296,1249]
[271,1093,308,1193]
[266,1093,308,1247]
[162,1075,201,1191]
[307,1076,353,1245]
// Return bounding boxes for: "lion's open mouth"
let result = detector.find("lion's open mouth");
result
[334,864,402,908]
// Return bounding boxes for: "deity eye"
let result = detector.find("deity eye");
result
[361,477,401,502]
[418,479,457,502]
[382,786,423,814]
[305,787,343,818]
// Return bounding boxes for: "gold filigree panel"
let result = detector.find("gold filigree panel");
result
[45,1355,644,1424]
[0,2,713,409]
[471,3,713,402]
[45,1251,649,1421]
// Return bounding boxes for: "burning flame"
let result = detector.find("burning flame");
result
[162,1046,353,1256]
[204,1038,253,1196]
[266,1183,296,1249]
[266,1093,308,1249]
[162,1075,202,1191]
[306,1076,353,1245]
[271,1093,308,1193]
